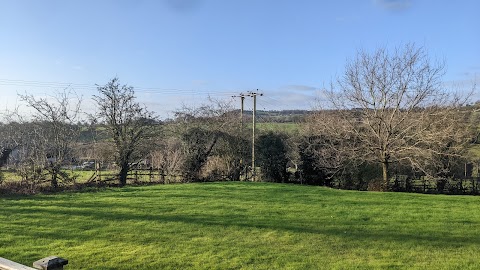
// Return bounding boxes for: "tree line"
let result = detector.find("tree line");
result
[0,44,478,194]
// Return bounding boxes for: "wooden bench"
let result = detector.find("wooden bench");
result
[0,256,67,270]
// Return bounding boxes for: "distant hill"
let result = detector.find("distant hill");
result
[235,109,311,123]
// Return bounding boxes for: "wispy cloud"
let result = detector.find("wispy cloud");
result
[282,84,318,92]
[258,85,325,111]
[456,67,480,80]
[443,72,478,100]
[191,79,209,86]
[373,0,412,12]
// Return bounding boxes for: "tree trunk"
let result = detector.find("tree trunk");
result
[0,148,12,167]
[382,161,389,191]
[50,164,59,189]
[51,173,58,189]
[119,164,129,187]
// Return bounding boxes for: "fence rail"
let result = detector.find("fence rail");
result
[86,168,184,184]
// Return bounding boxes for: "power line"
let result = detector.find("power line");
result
[0,78,237,97]
[263,95,299,111]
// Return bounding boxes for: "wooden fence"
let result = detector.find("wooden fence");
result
[390,175,480,194]
[86,168,183,184]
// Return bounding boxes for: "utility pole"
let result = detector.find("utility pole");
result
[248,90,262,182]
[233,93,247,180]
[232,93,246,127]
[240,94,245,128]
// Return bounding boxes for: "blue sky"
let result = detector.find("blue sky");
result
[0,0,479,118]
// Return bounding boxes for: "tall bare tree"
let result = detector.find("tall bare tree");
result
[93,77,157,186]
[310,44,474,190]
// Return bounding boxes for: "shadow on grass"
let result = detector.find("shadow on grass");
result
[1,199,478,249]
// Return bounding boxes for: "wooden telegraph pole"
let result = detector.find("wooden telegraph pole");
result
[248,90,262,181]
[233,93,246,127]
[234,91,262,181]
[233,93,246,180]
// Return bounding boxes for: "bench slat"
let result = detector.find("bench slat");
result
[0,257,37,270]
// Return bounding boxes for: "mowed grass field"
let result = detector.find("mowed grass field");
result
[1,182,480,269]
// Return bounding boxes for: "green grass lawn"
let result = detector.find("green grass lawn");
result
[1,182,480,269]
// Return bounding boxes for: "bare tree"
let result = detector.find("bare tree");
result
[0,118,20,167]
[93,77,157,186]
[310,44,474,190]
[174,98,248,182]
[402,107,473,178]
[18,89,82,189]
[149,137,183,180]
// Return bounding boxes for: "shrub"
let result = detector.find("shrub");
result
[257,132,289,182]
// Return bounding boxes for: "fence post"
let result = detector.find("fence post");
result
[160,169,165,184]
[423,177,427,193]
[96,162,101,182]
